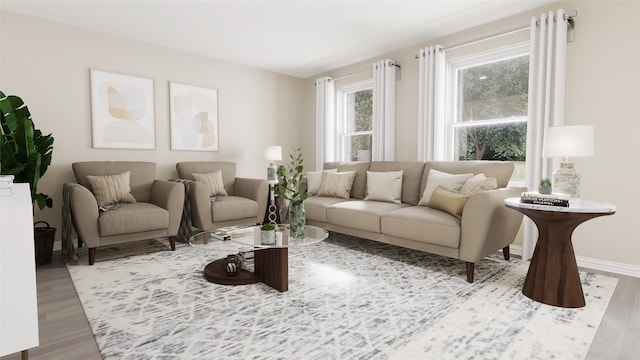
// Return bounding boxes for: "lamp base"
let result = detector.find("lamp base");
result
[553,163,581,198]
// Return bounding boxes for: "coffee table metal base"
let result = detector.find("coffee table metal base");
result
[203,247,288,292]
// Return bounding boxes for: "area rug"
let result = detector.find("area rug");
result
[67,233,617,360]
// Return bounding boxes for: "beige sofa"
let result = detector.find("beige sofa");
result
[305,160,526,282]
[68,161,185,265]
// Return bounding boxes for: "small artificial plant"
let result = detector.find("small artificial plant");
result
[274,147,308,206]
[539,178,552,187]
[260,223,276,231]
[0,90,54,210]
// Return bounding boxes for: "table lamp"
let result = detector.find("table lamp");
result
[542,125,594,198]
[264,145,282,185]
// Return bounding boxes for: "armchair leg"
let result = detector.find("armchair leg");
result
[88,248,96,265]
[503,245,510,261]
[465,262,475,283]
[169,236,176,251]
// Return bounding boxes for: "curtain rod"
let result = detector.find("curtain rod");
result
[321,62,401,83]
[415,10,577,58]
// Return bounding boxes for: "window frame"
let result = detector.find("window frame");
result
[336,80,373,161]
[445,43,530,161]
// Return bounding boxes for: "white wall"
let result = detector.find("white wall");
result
[0,11,306,237]
[304,1,640,268]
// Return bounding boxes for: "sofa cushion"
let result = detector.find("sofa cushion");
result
[365,170,403,204]
[327,200,408,233]
[323,162,371,199]
[381,206,461,248]
[317,171,357,199]
[193,170,228,196]
[306,169,337,195]
[305,196,352,223]
[418,169,473,206]
[87,171,137,207]
[421,161,514,192]
[368,161,425,205]
[98,202,168,236]
[211,196,258,222]
[428,186,469,219]
[459,173,498,195]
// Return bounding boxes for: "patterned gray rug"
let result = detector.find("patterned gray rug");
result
[67,233,617,359]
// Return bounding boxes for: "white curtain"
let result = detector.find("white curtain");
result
[372,59,397,161]
[522,9,569,259]
[315,76,334,170]
[417,45,446,161]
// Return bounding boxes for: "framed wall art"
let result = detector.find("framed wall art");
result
[169,82,219,151]
[90,69,156,149]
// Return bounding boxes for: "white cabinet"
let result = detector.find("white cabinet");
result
[0,183,39,357]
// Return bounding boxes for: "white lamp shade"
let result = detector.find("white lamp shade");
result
[264,146,282,161]
[542,125,595,158]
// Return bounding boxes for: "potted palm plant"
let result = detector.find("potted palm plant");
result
[274,147,308,238]
[1,90,55,265]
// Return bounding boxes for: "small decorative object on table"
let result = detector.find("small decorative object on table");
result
[275,147,308,239]
[521,191,570,207]
[224,254,241,276]
[538,178,552,194]
[260,223,276,245]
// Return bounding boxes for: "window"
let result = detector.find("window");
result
[448,44,529,181]
[337,81,373,161]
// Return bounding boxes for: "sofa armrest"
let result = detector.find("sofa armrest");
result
[459,187,527,262]
[234,177,269,224]
[68,183,100,248]
[150,180,185,236]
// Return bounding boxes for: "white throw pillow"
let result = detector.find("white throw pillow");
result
[365,170,403,204]
[192,170,228,196]
[306,169,338,196]
[418,169,473,206]
[317,171,357,199]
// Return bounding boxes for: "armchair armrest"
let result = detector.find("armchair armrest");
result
[68,183,100,248]
[150,180,185,236]
[234,177,269,223]
[459,187,527,262]
[188,181,214,230]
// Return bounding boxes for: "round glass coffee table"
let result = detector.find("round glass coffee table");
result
[189,225,329,292]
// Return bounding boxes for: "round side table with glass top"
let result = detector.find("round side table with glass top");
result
[504,197,616,308]
[189,225,329,292]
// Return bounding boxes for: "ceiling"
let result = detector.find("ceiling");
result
[1,1,555,78]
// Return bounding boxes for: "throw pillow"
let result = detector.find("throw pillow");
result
[192,170,228,197]
[306,168,338,196]
[427,186,470,219]
[364,170,403,203]
[316,171,357,199]
[86,171,137,207]
[460,173,500,195]
[418,169,473,206]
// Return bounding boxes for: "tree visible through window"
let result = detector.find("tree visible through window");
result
[339,82,373,161]
[453,52,528,163]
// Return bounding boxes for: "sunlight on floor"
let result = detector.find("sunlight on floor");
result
[307,262,357,285]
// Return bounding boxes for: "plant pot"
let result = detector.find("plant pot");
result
[34,221,56,266]
[539,186,552,195]
[289,201,306,239]
[261,230,276,245]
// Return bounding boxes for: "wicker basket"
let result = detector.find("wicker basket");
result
[34,221,56,266]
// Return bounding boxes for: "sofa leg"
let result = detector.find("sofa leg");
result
[503,245,510,261]
[465,262,475,283]
[169,236,176,251]
[88,248,96,265]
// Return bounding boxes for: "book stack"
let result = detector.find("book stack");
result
[210,230,231,241]
[238,248,255,273]
[520,191,570,207]
[0,175,14,197]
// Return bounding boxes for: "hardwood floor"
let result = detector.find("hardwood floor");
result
[1,251,638,360]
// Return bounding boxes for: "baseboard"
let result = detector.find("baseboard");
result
[509,245,640,278]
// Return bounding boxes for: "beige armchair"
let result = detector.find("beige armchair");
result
[68,161,184,265]
[176,162,268,231]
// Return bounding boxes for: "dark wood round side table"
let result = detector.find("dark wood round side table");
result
[505,198,616,308]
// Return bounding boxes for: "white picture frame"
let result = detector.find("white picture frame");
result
[169,82,219,151]
[89,69,156,149]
